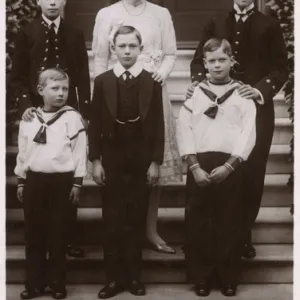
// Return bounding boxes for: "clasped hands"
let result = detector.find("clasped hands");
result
[192,165,231,187]
[92,160,159,186]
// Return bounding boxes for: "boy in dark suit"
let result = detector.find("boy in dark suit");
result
[10,0,90,258]
[88,25,164,299]
[187,0,288,258]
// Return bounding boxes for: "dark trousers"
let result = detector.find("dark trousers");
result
[23,171,73,289]
[242,104,275,244]
[101,127,151,283]
[185,152,244,286]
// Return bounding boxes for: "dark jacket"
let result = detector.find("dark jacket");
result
[10,17,91,118]
[88,69,165,165]
[190,9,288,106]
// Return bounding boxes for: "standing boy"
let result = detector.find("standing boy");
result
[177,38,256,297]
[88,25,164,299]
[188,0,288,258]
[11,0,90,257]
[15,68,87,299]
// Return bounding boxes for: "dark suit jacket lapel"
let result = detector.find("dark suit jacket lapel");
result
[103,72,118,119]
[248,10,265,42]
[225,11,235,41]
[34,18,48,61]
[138,71,153,121]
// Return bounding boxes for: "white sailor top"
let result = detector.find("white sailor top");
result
[14,106,87,187]
[176,80,256,161]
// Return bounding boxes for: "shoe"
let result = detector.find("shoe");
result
[242,243,256,259]
[149,242,176,254]
[221,285,237,297]
[195,283,210,297]
[67,244,84,258]
[98,281,124,299]
[128,280,146,296]
[51,287,67,299]
[20,288,44,299]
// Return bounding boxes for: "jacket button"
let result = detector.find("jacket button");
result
[266,79,271,83]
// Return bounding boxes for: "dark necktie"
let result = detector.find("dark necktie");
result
[47,22,57,67]
[199,86,238,119]
[123,71,132,86]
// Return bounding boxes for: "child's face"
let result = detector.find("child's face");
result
[112,33,143,69]
[37,0,66,20]
[38,78,69,111]
[203,48,233,84]
[234,0,254,9]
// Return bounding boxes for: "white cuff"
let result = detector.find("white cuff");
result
[254,88,264,105]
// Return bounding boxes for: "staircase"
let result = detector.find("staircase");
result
[6,50,293,299]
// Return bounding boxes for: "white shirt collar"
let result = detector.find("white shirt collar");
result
[233,2,255,14]
[113,61,143,78]
[42,14,61,33]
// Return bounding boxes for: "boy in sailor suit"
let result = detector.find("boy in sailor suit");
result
[189,0,288,258]
[177,38,256,297]
[88,26,164,298]
[15,69,87,300]
[10,0,90,259]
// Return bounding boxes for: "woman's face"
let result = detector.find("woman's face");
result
[234,0,254,9]
[121,0,146,4]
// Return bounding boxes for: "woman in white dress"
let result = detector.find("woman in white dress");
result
[92,0,182,254]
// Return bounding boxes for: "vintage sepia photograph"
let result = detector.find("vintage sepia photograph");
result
[5,0,294,299]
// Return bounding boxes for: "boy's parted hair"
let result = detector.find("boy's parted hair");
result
[112,25,143,45]
[38,68,69,87]
[203,38,233,57]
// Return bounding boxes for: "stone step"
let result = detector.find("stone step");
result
[5,143,293,178]
[6,244,293,284]
[6,284,294,300]
[5,174,293,208]
[6,207,293,245]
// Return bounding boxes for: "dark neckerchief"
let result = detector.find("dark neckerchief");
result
[33,106,76,144]
[199,79,240,119]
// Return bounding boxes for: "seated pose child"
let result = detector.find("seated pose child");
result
[177,37,256,297]
[88,25,164,299]
[15,68,87,300]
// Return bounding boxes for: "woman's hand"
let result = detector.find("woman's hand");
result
[152,71,166,85]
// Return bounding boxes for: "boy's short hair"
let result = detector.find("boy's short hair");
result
[112,25,142,45]
[38,68,69,87]
[203,38,232,57]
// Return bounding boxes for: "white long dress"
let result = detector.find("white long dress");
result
[92,1,183,184]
